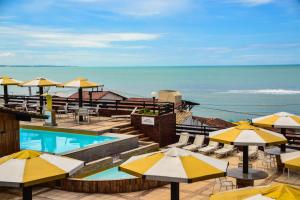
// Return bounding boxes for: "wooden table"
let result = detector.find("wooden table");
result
[264,147,296,172]
[227,168,268,188]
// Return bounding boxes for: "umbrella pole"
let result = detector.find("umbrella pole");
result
[280,128,286,152]
[3,85,8,106]
[171,182,179,200]
[39,87,43,115]
[78,88,83,122]
[243,146,248,174]
[23,186,32,200]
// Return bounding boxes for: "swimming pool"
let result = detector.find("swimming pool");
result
[20,128,117,154]
[83,167,135,180]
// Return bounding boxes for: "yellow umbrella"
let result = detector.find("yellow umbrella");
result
[61,77,101,89]
[20,77,60,114]
[209,121,287,173]
[0,76,21,105]
[252,112,300,152]
[281,151,300,172]
[120,147,228,200]
[210,183,300,200]
[0,150,84,200]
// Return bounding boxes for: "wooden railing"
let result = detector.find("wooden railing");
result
[176,124,219,136]
[1,95,175,116]
[286,132,300,150]
[176,124,300,150]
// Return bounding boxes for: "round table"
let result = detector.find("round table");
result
[227,168,269,188]
[264,147,296,172]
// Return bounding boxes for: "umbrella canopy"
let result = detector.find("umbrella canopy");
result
[252,112,300,129]
[120,148,228,200]
[209,121,287,146]
[20,77,60,114]
[120,147,228,183]
[210,121,287,174]
[281,151,300,171]
[0,76,21,85]
[21,77,60,87]
[0,76,21,105]
[210,183,300,200]
[60,77,101,88]
[0,150,84,187]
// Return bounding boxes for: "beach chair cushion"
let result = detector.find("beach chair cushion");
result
[167,133,190,148]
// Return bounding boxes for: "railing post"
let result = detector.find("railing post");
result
[158,105,160,115]
[172,103,175,114]
[115,100,118,110]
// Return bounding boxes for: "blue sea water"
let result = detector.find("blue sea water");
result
[84,167,135,180]
[1,65,300,121]
[20,128,117,154]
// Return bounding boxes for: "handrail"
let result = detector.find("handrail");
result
[176,124,219,136]
[1,95,175,115]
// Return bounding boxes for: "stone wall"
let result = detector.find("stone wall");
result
[62,135,139,162]
[131,113,177,147]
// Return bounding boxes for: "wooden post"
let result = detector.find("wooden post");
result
[3,85,8,106]
[152,97,155,114]
[39,87,43,115]
[78,87,83,122]
[243,146,249,174]
[23,186,32,200]
[115,100,119,110]
[280,128,286,152]
[89,91,92,106]
[171,182,179,200]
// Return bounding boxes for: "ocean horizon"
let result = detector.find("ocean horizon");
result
[1,65,300,121]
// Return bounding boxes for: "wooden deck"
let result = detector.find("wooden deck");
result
[21,115,131,134]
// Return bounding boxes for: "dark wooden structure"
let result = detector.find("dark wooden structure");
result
[1,95,174,116]
[0,107,46,157]
[131,113,177,147]
[60,177,166,194]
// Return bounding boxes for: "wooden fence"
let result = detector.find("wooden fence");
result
[176,124,218,136]
[176,124,300,150]
[1,95,174,116]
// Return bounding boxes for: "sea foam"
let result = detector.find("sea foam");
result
[221,89,300,95]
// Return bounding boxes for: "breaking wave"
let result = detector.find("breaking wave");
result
[221,89,300,95]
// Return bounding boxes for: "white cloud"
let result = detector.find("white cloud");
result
[229,0,273,6]
[0,52,15,57]
[0,25,160,49]
[70,0,191,16]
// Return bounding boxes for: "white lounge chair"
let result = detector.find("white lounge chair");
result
[76,108,90,123]
[215,144,235,158]
[183,135,205,151]
[198,141,219,155]
[167,132,190,148]
[111,107,138,120]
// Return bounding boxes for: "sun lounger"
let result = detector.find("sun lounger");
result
[183,135,205,151]
[111,107,138,120]
[198,141,219,155]
[215,144,235,158]
[167,132,190,148]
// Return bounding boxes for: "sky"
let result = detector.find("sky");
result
[0,0,300,66]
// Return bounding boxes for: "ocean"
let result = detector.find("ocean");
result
[1,65,300,121]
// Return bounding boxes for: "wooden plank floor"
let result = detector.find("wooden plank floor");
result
[21,115,131,133]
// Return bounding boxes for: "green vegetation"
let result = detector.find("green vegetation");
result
[138,108,158,116]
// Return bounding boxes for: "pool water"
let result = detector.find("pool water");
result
[20,128,117,154]
[84,167,135,180]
